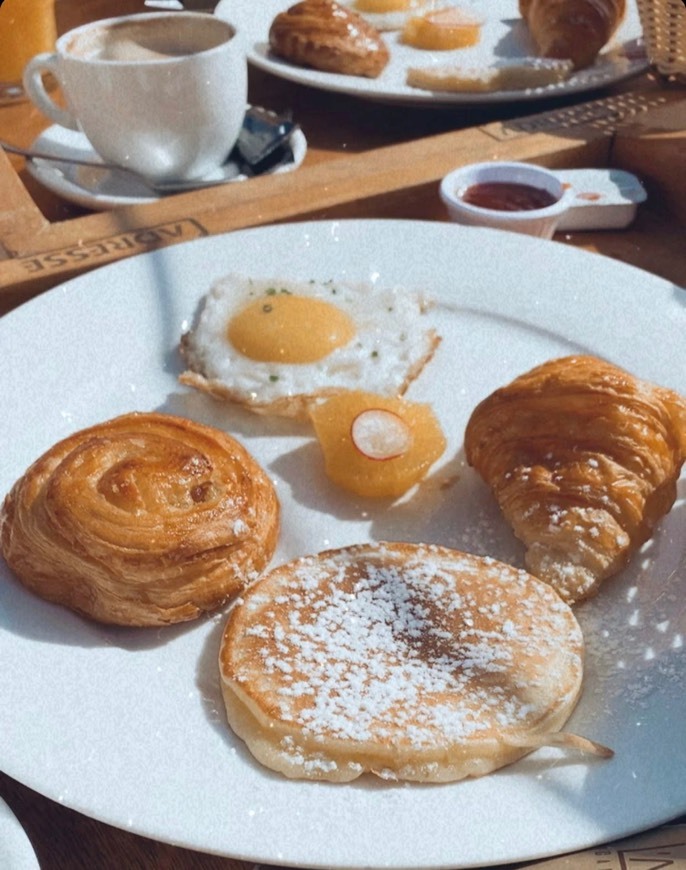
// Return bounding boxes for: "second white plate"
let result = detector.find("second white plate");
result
[216,0,648,106]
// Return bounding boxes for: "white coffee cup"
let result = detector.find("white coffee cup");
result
[23,12,247,182]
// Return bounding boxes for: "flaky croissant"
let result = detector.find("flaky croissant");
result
[464,356,686,604]
[0,412,280,626]
[519,0,626,69]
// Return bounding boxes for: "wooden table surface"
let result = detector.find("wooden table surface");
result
[2,2,686,868]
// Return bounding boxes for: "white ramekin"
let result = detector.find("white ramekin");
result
[439,161,573,239]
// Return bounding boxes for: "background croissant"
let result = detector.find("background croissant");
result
[519,0,626,69]
[464,355,686,604]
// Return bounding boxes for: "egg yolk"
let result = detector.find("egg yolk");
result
[354,0,422,12]
[227,293,356,363]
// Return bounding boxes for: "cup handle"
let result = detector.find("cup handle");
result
[23,53,80,132]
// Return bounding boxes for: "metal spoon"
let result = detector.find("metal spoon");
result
[0,139,189,194]
[1,107,299,194]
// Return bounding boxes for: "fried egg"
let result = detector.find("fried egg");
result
[341,0,438,32]
[179,274,440,419]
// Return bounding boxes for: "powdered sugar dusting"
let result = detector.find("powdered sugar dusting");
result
[225,543,583,752]
[576,517,686,719]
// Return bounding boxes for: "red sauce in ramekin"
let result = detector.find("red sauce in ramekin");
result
[461,181,558,212]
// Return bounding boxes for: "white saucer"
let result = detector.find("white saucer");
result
[0,797,39,870]
[25,122,307,211]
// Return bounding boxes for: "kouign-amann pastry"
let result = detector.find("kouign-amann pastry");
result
[269,0,390,78]
[0,412,280,626]
[519,0,626,69]
[219,541,611,783]
[464,355,686,604]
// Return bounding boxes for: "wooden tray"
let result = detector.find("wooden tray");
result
[1,84,685,315]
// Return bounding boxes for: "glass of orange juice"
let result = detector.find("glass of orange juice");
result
[0,0,57,103]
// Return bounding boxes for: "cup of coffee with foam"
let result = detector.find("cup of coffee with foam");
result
[23,12,247,183]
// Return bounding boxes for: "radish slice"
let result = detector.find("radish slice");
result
[350,409,413,460]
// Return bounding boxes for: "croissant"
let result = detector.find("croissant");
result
[269,0,390,78]
[519,0,626,69]
[0,412,280,626]
[464,355,686,605]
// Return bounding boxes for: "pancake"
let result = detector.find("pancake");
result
[219,542,611,782]
[0,412,280,626]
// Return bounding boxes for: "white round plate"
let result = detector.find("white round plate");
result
[24,122,307,211]
[1,220,685,869]
[216,0,648,106]
[0,798,39,870]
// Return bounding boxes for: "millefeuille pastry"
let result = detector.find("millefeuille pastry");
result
[407,57,573,93]
[464,355,686,604]
[0,412,279,626]
[219,541,611,782]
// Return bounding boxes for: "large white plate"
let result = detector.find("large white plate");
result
[216,0,648,106]
[1,220,685,870]
[0,798,39,870]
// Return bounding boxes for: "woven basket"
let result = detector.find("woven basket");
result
[635,0,686,76]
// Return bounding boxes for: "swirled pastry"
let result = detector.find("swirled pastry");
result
[219,542,611,783]
[269,0,390,78]
[464,356,686,604]
[0,412,280,626]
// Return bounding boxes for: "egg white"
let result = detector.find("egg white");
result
[179,274,439,418]
[340,0,438,32]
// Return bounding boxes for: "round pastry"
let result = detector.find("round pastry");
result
[0,412,280,626]
[219,541,611,782]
